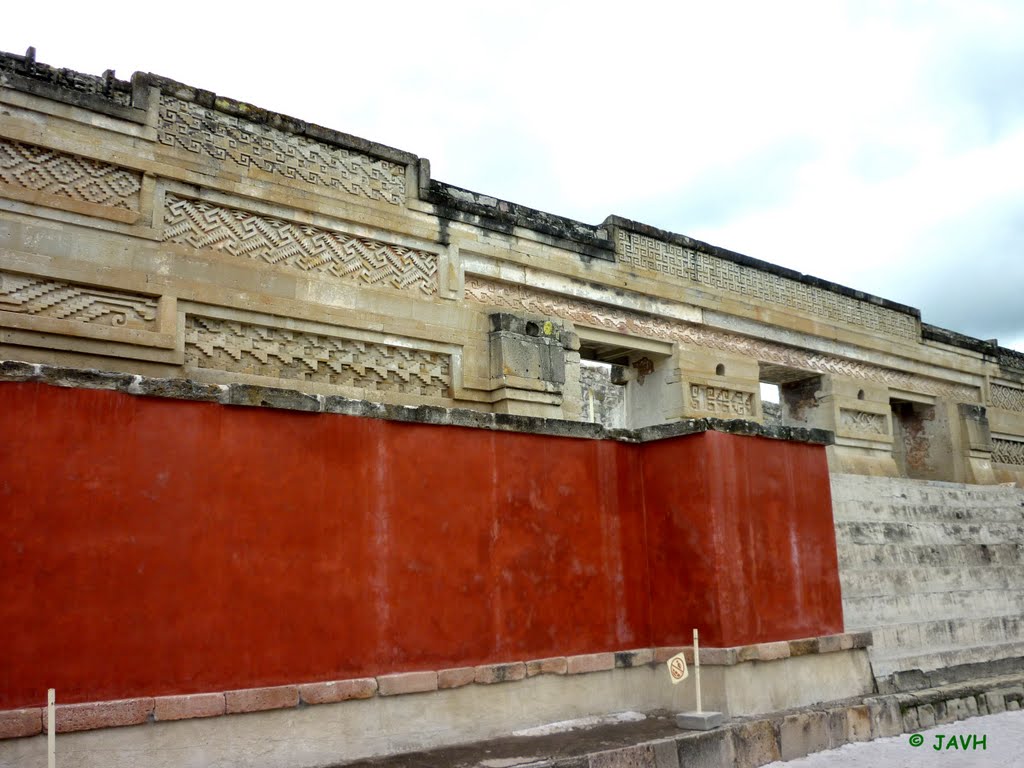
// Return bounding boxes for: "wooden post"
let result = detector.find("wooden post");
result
[693,629,702,714]
[47,688,55,768]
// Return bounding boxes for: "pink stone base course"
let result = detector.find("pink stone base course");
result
[0,632,870,738]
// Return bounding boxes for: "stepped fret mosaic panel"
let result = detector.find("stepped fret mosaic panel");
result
[992,438,1024,466]
[163,196,437,295]
[465,277,977,402]
[0,270,157,328]
[157,97,406,205]
[0,138,141,210]
[840,408,888,435]
[689,384,754,416]
[616,231,917,341]
[991,384,1024,412]
[185,316,450,398]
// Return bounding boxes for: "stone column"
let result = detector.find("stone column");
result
[487,312,580,419]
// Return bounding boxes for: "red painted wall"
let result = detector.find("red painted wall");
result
[0,383,841,709]
[641,431,843,647]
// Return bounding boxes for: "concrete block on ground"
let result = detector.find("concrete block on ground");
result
[917,703,936,729]
[965,696,979,716]
[676,711,724,730]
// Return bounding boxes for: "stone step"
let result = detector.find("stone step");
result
[843,589,1024,626]
[840,565,1022,597]
[833,500,1024,524]
[870,638,1024,677]
[838,542,1024,569]
[835,520,1024,546]
[849,614,1024,653]
[830,475,1024,507]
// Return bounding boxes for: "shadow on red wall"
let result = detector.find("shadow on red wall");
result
[0,383,842,708]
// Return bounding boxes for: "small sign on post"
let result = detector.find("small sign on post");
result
[666,651,688,684]
[674,629,725,731]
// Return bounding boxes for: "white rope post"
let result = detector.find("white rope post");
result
[693,628,702,714]
[47,688,55,768]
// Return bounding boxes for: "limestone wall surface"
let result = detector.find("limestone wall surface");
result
[831,473,1024,687]
[2,48,1023,484]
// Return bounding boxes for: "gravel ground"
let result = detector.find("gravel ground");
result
[765,710,1024,768]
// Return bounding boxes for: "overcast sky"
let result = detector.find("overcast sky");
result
[4,1,1022,350]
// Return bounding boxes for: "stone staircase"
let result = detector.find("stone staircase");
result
[830,474,1024,686]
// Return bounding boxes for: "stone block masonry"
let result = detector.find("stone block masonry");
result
[1,48,1022,483]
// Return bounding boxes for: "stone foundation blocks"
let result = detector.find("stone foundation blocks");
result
[566,652,615,675]
[780,711,829,761]
[731,720,780,768]
[225,686,298,714]
[526,657,568,677]
[0,709,41,739]
[376,671,437,696]
[475,662,526,684]
[154,692,225,721]
[298,678,377,704]
[437,667,476,689]
[43,698,154,732]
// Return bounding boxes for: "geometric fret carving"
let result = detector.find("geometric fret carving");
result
[617,230,918,341]
[991,384,1024,413]
[157,97,406,205]
[992,438,1024,466]
[840,408,888,435]
[185,316,450,398]
[162,195,437,295]
[0,138,142,210]
[0,270,157,328]
[689,384,754,417]
[464,277,978,402]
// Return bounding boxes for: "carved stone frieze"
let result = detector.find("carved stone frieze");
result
[163,195,437,295]
[185,315,450,398]
[991,384,1024,413]
[839,408,888,435]
[464,277,977,401]
[157,97,406,205]
[0,270,157,328]
[690,384,754,417]
[992,438,1024,466]
[617,230,918,341]
[0,138,141,210]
